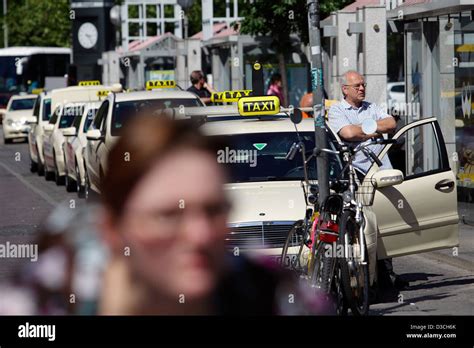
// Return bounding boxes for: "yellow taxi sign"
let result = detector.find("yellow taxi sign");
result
[31,88,44,95]
[238,96,280,116]
[146,80,176,90]
[79,80,101,86]
[97,90,111,97]
[211,90,252,103]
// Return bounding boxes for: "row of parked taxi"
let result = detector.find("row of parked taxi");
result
[22,82,202,199]
[1,81,460,265]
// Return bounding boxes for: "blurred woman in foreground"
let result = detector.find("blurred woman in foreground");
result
[98,116,331,315]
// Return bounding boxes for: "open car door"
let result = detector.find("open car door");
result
[366,117,459,259]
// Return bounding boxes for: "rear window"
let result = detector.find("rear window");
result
[9,98,37,111]
[391,85,405,93]
[111,98,202,136]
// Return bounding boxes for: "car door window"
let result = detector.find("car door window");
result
[387,121,450,180]
[92,101,108,132]
[49,107,60,124]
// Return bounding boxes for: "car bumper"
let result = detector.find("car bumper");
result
[3,124,31,139]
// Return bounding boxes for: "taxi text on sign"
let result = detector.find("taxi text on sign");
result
[237,96,280,116]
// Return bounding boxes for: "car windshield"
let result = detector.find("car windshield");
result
[42,99,52,121]
[60,104,85,128]
[111,98,202,136]
[214,132,342,183]
[9,98,37,111]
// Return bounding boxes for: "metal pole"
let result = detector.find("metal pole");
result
[184,14,188,88]
[3,0,8,48]
[307,0,329,205]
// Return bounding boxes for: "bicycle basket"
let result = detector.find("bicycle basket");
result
[355,177,377,206]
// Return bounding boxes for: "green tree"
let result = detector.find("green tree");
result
[239,0,353,105]
[2,0,71,48]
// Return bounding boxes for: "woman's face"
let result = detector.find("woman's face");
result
[113,149,230,301]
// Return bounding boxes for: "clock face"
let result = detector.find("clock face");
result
[78,22,98,49]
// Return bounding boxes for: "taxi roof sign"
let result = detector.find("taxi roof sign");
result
[31,88,44,95]
[97,90,111,98]
[238,96,280,116]
[146,80,176,90]
[211,90,252,103]
[79,80,101,86]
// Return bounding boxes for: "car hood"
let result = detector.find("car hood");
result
[5,110,35,121]
[225,181,307,224]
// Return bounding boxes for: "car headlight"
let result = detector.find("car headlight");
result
[6,119,13,126]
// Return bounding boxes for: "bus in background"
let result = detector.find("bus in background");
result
[0,46,71,102]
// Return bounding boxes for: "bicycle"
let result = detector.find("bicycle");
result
[308,135,396,316]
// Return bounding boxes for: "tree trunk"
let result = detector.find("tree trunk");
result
[278,52,289,107]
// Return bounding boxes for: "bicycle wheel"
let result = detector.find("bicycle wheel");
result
[309,241,348,315]
[338,210,370,316]
[280,220,306,272]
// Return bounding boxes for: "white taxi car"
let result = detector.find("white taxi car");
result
[2,94,37,144]
[42,83,121,184]
[84,89,203,199]
[185,95,459,265]
[28,91,52,175]
[63,101,101,196]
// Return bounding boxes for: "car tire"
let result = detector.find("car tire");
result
[30,158,38,173]
[64,154,76,192]
[84,166,91,202]
[4,137,12,144]
[54,152,65,186]
[43,150,54,181]
[36,146,44,176]
[76,161,85,198]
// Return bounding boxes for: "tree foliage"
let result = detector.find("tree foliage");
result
[239,0,354,49]
[1,0,71,47]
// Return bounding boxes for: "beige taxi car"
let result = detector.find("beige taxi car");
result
[63,101,101,196]
[83,88,203,199]
[183,96,459,267]
[2,94,37,144]
[42,83,121,185]
[28,91,52,175]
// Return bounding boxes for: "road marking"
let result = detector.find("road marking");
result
[0,161,56,206]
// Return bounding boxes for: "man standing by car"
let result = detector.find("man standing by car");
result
[186,70,215,105]
[327,70,408,297]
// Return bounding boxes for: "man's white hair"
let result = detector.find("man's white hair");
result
[340,70,363,86]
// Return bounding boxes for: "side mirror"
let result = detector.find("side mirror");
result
[86,129,103,141]
[361,118,377,135]
[370,169,404,188]
[62,127,77,136]
[43,124,54,132]
[290,108,302,124]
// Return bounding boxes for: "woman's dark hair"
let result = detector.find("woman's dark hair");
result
[101,115,228,218]
[270,73,282,86]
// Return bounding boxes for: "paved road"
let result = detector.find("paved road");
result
[0,127,473,315]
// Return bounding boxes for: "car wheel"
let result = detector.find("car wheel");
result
[84,166,91,202]
[37,146,44,176]
[76,161,85,198]
[29,158,38,173]
[54,152,65,186]
[43,150,54,181]
[4,137,12,144]
[65,154,76,192]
